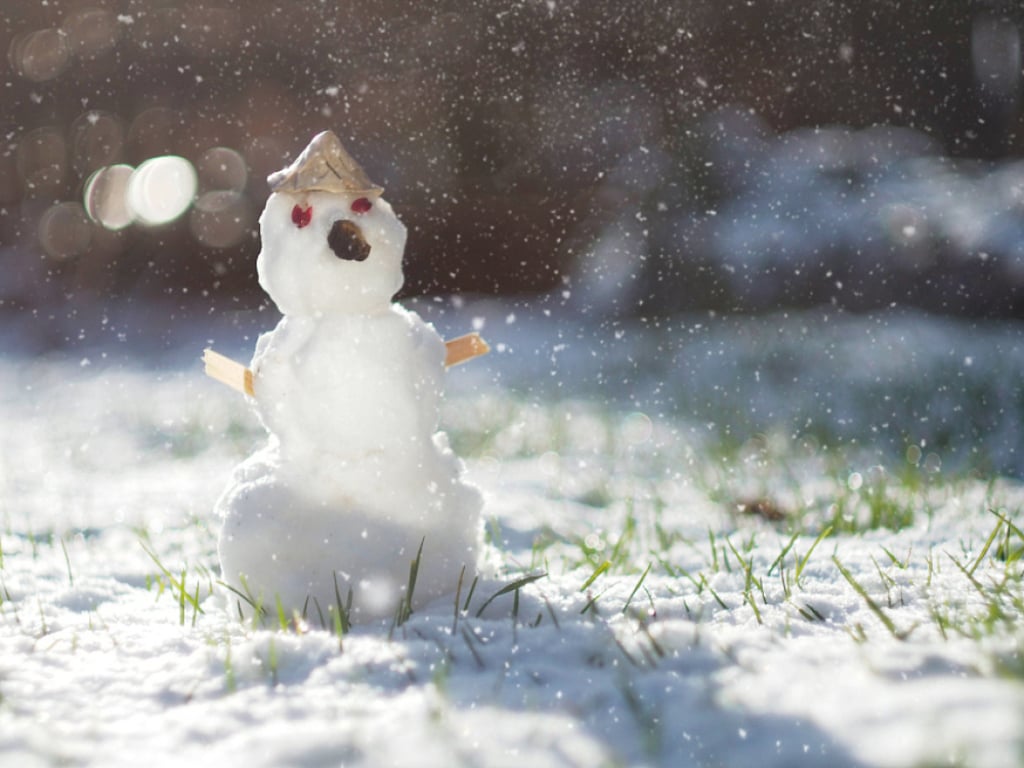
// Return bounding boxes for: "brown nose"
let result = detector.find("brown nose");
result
[328,220,370,262]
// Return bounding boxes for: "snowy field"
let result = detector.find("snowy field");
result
[2,299,1023,767]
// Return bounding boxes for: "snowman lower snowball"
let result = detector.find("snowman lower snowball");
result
[210,131,485,622]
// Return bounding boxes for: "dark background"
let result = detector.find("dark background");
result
[3,0,1024,325]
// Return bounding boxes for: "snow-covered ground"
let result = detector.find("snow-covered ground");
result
[1,300,1023,767]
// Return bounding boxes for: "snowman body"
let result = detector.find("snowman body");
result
[216,137,481,621]
[253,306,442,467]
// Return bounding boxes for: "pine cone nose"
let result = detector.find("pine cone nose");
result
[328,220,370,262]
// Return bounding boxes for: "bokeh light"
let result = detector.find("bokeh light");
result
[8,29,71,82]
[84,164,135,230]
[190,190,253,248]
[126,156,198,226]
[60,8,120,60]
[71,112,126,178]
[16,127,67,198]
[38,202,93,260]
[197,147,248,192]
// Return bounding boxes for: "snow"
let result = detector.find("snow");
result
[1,299,1023,767]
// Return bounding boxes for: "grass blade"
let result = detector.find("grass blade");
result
[475,573,547,618]
[60,537,73,587]
[460,627,485,668]
[275,595,288,631]
[403,537,426,623]
[622,563,652,614]
[580,560,611,592]
[768,531,799,576]
[969,516,1005,575]
[452,565,466,635]
[219,579,263,618]
[463,575,479,613]
[833,555,910,640]
[796,525,833,586]
[332,571,350,635]
[580,589,606,615]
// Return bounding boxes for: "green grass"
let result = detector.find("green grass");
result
[140,535,213,628]
[825,470,920,534]
[389,537,426,638]
[474,572,547,618]
[930,510,1024,649]
[833,554,915,641]
[516,417,1024,656]
[59,536,74,587]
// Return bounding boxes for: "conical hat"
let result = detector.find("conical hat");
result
[267,131,384,198]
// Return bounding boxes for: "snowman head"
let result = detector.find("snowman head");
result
[256,132,406,316]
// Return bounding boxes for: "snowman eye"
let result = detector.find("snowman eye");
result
[328,219,370,262]
[350,197,372,214]
[291,204,312,228]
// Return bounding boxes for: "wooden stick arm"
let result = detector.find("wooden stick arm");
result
[203,348,254,397]
[203,332,488,397]
[443,332,490,367]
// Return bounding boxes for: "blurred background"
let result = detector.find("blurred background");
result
[3,0,1024,334]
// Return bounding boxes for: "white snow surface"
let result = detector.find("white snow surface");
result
[1,300,1023,767]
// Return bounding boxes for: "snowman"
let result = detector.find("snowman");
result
[204,131,487,622]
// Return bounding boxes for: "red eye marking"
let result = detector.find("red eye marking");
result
[291,204,312,228]
[350,197,372,214]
